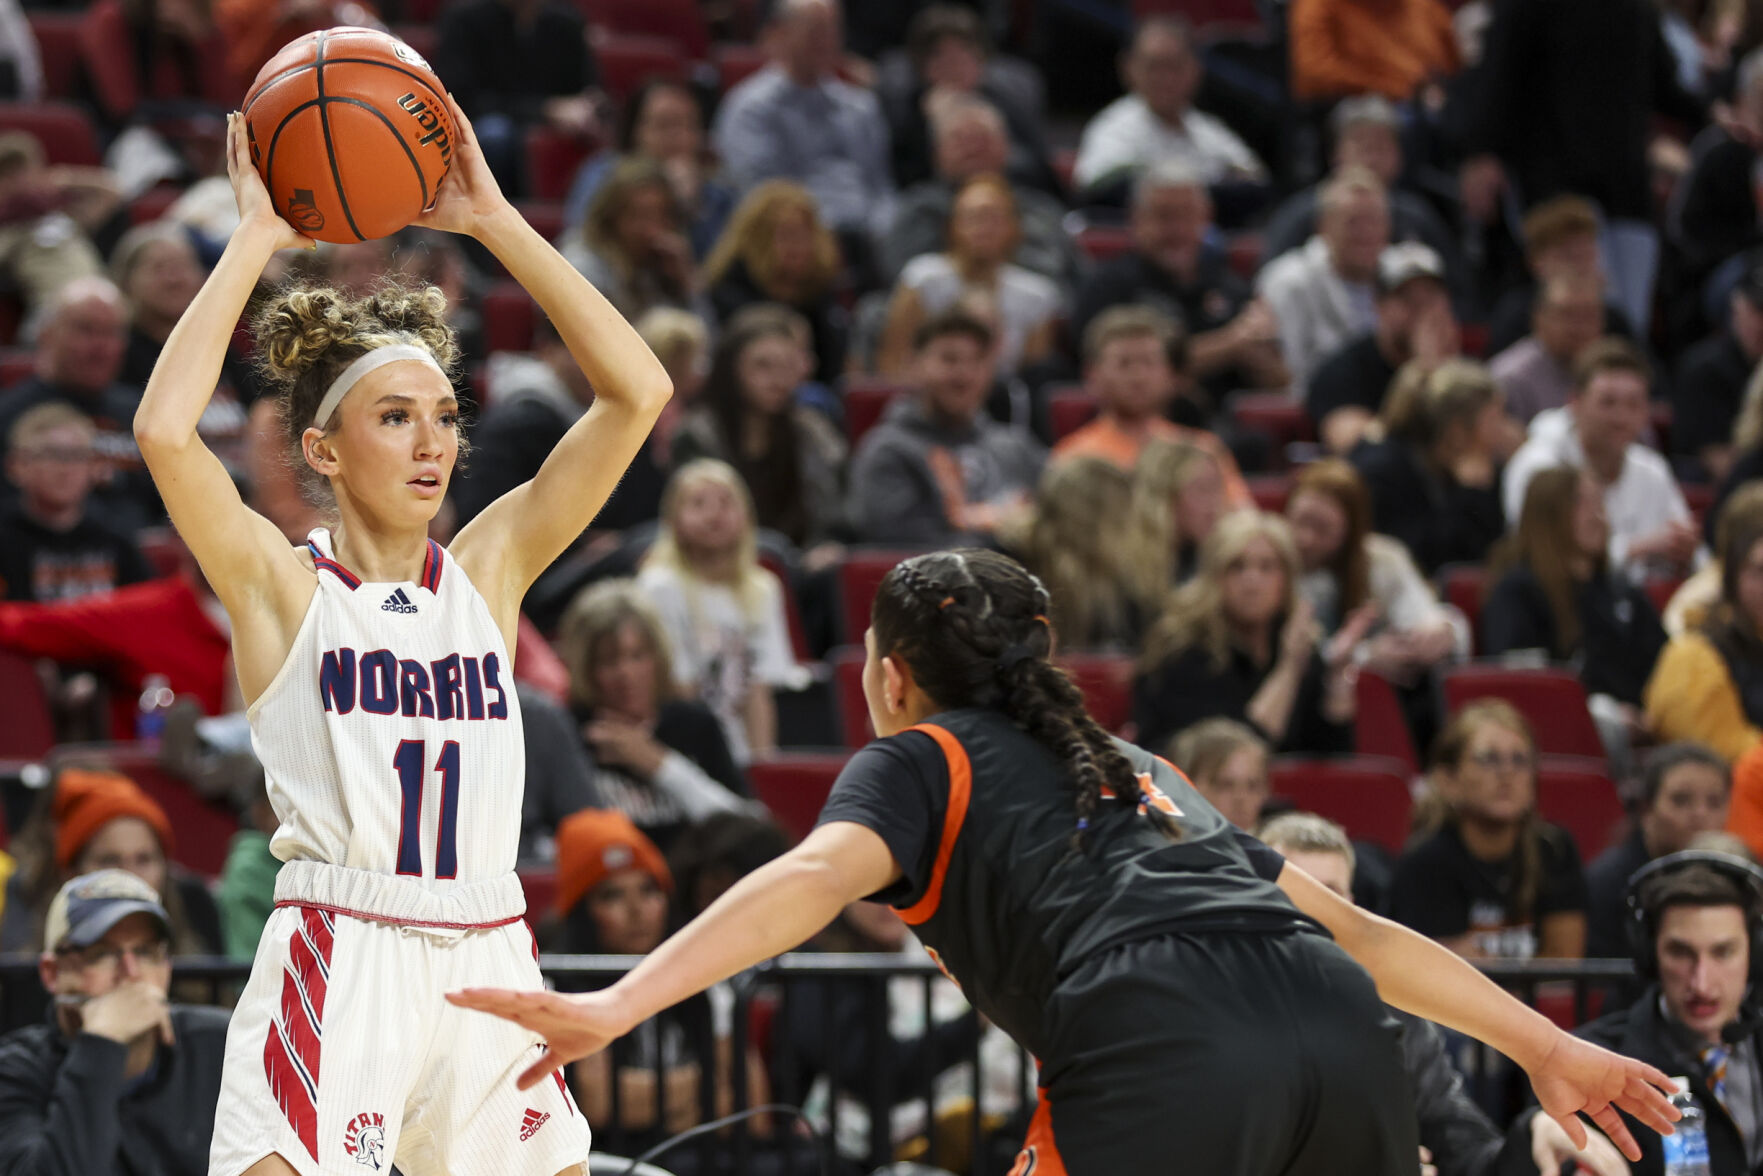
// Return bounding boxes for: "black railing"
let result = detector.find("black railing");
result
[0,954,1642,1176]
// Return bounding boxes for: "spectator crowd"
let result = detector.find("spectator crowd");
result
[17,0,1763,1171]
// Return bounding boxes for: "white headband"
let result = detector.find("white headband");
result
[311,344,447,428]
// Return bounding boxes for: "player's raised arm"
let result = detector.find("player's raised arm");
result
[1276,861,1678,1160]
[427,96,672,612]
[133,113,315,611]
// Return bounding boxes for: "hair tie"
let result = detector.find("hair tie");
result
[1076,818,1090,833]
[938,596,956,610]
[1033,614,1050,627]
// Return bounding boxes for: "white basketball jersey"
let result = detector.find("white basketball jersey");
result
[248,529,524,890]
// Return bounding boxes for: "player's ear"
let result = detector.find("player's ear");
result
[302,425,339,475]
[880,653,911,716]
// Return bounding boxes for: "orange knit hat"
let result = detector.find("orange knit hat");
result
[53,769,175,870]
[553,810,672,916]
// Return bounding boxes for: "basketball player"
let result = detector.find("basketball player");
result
[134,100,669,1176]
[454,550,1682,1176]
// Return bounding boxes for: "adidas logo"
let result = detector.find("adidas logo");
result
[381,588,417,615]
[519,1108,550,1141]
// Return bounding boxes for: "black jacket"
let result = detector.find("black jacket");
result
[0,1005,231,1176]
[1396,1008,1545,1176]
[1577,991,1762,1176]
[1349,439,1505,577]
[1481,564,1667,706]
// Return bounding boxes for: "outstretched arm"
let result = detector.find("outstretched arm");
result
[1277,863,1677,1160]
[434,97,671,624]
[448,820,899,1089]
[133,115,318,697]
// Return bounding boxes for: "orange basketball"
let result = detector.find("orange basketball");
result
[241,26,455,244]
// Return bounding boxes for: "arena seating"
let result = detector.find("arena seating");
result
[1441,665,1605,759]
[1268,755,1413,854]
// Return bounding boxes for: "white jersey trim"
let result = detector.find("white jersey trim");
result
[275,860,527,926]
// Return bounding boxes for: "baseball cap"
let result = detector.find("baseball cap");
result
[1331,94,1400,136]
[1735,260,1763,309]
[1377,241,1447,294]
[44,869,170,953]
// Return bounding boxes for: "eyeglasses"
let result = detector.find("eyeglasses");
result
[76,940,170,971]
[1468,750,1535,773]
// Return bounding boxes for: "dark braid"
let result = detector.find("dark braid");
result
[874,550,1176,851]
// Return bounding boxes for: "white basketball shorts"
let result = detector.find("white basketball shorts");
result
[208,904,590,1176]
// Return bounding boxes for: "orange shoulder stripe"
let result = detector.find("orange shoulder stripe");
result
[893,722,973,926]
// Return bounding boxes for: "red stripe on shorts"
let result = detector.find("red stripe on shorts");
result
[263,907,336,1161]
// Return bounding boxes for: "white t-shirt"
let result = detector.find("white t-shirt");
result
[897,253,1062,376]
[1073,94,1266,190]
[1502,408,1700,580]
[636,563,809,765]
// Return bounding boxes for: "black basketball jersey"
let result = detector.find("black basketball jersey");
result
[815,707,1324,1061]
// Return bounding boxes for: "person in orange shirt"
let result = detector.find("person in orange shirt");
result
[1053,304,1252,508]
[1289,0,1461,103]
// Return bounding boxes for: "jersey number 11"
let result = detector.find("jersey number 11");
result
[393,739,461,878]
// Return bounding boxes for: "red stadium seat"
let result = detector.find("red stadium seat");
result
[1050,148,1076,194]
[28,13,84,100]
[1685,482,1715,531]
[583,0,711,58]
[748,751,851,842]
[389,23,437,64]
[1441,664,1604,758]
[0,102,100,166]
[1355,670,1419,774]
[590,30,688,103]
[0,651,55,760]
[518,867,558,920]
[842,375,910,447]
[1230,391,1313,467]
[514,200,566,243]
[830,645,872,748]
[1268,755,1414,855]
[483,282,537,352]
[1642,577,1683,619]
[1535,754,1626,858]
[49,742,237,876]
[1459,323,1489,359]
[1056,653,1134,736]
[526,126,598,202]
[1073,223,1133,264]
[129,185,181,226]
[1225,233,1264,282]
[1437,563,1489,655]
[758,552,813,662]
[1047,386,1098,442]
[136,527,182,578]
[713,42,768,93]
[837,549,925,648]
[1247,473,1292,514]
[0,348,34,390]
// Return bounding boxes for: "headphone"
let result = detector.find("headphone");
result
[1625,850,1763,983]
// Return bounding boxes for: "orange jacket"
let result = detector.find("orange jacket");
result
[1731,742,1763,861]
[1289,0,1460,102]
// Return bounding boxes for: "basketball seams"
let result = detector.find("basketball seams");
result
[312,30,368,243]
[326,97,431,211]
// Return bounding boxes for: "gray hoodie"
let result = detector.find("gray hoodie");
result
[846,395,1045,547]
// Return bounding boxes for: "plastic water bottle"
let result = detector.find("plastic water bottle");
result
[1662,1080,1712,1176]
[135,674,174,744]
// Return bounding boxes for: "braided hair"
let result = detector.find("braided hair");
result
[873,549,1177,849]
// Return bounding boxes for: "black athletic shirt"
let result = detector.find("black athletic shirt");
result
[815,707,1319,1062]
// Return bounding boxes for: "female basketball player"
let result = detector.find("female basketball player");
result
[134,99,669,1176]
[454,549,1683,1176]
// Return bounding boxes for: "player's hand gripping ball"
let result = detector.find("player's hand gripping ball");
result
[240,26,455,244]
